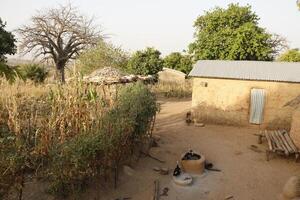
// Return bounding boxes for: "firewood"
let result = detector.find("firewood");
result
[152,180,160,200]
[140,151,165,163]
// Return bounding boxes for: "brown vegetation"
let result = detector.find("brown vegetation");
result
[0,80,158,198]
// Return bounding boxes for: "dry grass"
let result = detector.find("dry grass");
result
[150,80,192,98]
[0,79,158,198]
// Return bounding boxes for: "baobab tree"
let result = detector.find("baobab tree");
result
[18,4,102,83]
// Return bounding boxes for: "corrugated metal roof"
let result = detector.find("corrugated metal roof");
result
[189,60,300,83]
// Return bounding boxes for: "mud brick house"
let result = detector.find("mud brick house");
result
[189,60,300,129]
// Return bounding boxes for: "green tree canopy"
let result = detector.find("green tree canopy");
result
[163,52,193,74]
[0,18,16,62]
[127,47,163,76]
[278,49,300,62]
[78,40,129,75]
[189,4,285,61]
[0,18,17,83]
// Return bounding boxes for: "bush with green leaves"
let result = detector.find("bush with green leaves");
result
[0,62,20,83]
[189,3,286,61]
[163,52,193,74]
[278,49,300,62]
[78,40,129,75]
[46,82,157,196]
[0,18,17,84]
[127,47,164,76]
[0,18,16,62]
[21,64,48,83]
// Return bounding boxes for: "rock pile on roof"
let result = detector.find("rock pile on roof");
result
[83,67,124,84]
[83,67,155,85]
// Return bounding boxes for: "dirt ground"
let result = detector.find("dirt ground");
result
[22,98,300,200]
[94,98,300,200]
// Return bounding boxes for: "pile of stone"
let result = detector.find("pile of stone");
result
[279,176,300,200]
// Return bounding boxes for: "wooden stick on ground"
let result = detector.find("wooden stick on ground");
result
[152,180,160,200]
[149,115,156,138]
[140,151,165,163]
[257,131,263,144]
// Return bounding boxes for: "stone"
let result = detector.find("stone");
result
[151,140,159,147]
[149,148,163,158]
[282,176,300,199]
[195,123,205,127]
[153,167,161,172]
[152,135,161,141]
[123,165,135,176]
[160,167,169,175]
[224,195,234,200]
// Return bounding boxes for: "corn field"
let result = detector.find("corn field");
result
[0,80,158,198]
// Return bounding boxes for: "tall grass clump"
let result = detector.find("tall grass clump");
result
[151,80,192,98]
[21,64,48,84]
[0,80,157,198]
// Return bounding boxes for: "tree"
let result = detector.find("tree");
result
[0,18,17,82]
[0,62,19,83]
[127,47,163,76]
[0,18,16,62]
[278,49,300,62]
[78,40,129,75]
[163,52,193,74]
[18,4,102,83]
[298,0,300,9]
[189,4,286,61]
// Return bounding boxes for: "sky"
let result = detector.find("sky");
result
[1,0,300,58]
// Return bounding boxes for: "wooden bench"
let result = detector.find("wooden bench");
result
[257,130,300,161]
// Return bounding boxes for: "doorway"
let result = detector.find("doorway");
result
[249,88,266,124]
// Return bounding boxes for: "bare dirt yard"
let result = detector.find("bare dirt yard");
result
[21,98,300,200]
[95,98,300,200]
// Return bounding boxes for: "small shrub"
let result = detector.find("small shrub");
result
[127,47,164,76]
[78,40,129,75]
[0,62,22,83]
[21,64,48,83]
